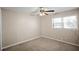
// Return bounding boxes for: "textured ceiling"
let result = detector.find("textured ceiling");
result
[2,7,78,13]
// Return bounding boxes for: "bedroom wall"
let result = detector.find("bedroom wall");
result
[40,9,79,45]
[2,9,40,47]
[0,8,2,50]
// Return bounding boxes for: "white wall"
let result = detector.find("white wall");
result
[2,9,40,47]
[0,8,2,50]
[40,9,79,45]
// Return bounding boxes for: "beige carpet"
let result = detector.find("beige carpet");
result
[3,37,79,51]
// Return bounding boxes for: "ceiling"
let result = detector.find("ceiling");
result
[2,7,78,13]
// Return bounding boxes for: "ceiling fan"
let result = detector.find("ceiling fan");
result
[32,7,55,16]
[39,7,55,16]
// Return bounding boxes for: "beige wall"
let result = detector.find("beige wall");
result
[2,8,79,48]
[2,9,40,47]
[40,9,79,45]
[0,8,2,50]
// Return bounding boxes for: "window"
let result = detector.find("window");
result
[63,16,77,29]
[53,18,63,28]
[52,16,77,29]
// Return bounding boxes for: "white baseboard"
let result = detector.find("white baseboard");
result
[41,35,79,47]
[2,35,79,50]
[2,36,40,50]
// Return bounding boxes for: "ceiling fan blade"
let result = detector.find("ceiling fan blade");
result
[45,10,54,12]
[44,13,48,15]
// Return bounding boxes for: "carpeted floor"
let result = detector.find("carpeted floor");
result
[3,37,79,51]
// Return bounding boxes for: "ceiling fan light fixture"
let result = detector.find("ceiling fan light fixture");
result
[39,13,43,16]
[39,12,45,16]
